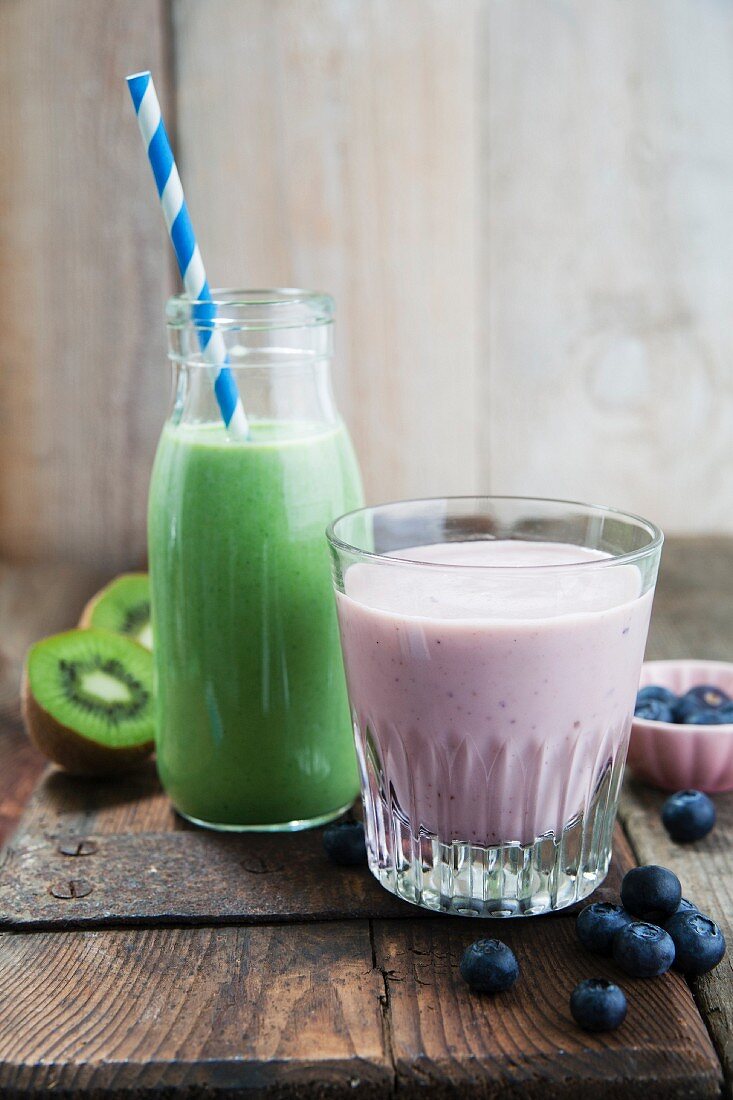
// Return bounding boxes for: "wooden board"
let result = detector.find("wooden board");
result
[619,780,733,1100]
[0,764,633,929]
[173,0,481,507]
[374,918,720,1099]
[0,923,391,1096]
[0,918,720,1100]
[482,0,733,534]
[0,541,730,1097]
[621,534,733,1098]
[0,0,172,569]
[5,1,733,564]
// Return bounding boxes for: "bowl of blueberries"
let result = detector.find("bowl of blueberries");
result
[628,659,733,792]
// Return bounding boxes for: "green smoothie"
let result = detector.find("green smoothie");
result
[148,418,363,828]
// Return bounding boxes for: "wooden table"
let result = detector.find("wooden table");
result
[0,539,731,1098]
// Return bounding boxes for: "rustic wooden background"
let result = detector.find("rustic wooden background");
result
[2,0,732,572]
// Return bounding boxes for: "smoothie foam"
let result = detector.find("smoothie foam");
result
[336,540,653,846]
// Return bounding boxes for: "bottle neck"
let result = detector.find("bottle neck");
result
[169,354,340,430]
[165,290,339,431]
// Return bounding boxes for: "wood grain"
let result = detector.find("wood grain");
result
[0,0,172,569]
[622,535,733,1096]
[8,759,173,841]
[373,917,722,1098]
[482,0,733,533]
[3,2,733,564]
[0,816,418,929]
[619,781,733,1100]
[646,537,733,661]
[0,541,731,1096]
[1,762,633,929]
[0,923,391,1096]
[173,0,481,505]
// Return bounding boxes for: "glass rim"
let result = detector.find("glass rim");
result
[166,288,335,331]
[326,494,664,573]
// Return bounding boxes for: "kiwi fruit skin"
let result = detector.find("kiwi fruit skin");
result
[22,669,153,776]
[79,573,152,650]
[22,628,155,778]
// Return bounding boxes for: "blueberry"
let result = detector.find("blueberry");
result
[570,978,627,1032]
[576,902,634,955]
[668,897,699,919]
[637,685,678,707]
[682,708,733,726]
[613,921,676,977]
[323,821,367,866]
[676,685,730,722]
[635,699,676,722]
[459,939,520,994]
[665,912,726,976]
[662,790,716,843]
[653,897,697,929]
[621,865,682,919]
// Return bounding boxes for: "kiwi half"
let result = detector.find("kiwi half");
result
[22,628,155,776]
[79,573,152,650]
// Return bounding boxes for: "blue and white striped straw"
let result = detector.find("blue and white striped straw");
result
[126,71,249,437]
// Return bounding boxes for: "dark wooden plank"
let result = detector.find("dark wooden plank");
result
[0,825,417,928]
[623,536,733,1095]
[8,761,176,843]
[0,922,391,1097]
[373,917,722,1099]
[620,781,733,1100]
[0,764,634,928]
[0,541,726,1099]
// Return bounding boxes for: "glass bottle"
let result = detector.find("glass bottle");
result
[149,290,363,830]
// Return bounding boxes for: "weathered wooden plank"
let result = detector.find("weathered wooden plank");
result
[173,0,481,505]
[0,540,728,1096]
[0,923,391,1097]
[8,761,173,842]
[2,0,733,575]
[0,824,417,928]
[482,0,733,534]
[374,916,722,1099]
[0,763,634,928]
[0,0,172,569]
[646,537,733,662]
[620,536,733,1094]
[619,780,733,1100]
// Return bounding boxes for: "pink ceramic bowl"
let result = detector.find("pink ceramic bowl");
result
[627,659,733,792]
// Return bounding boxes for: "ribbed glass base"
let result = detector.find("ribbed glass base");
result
[359,728,628,917]
[368,822,613,917]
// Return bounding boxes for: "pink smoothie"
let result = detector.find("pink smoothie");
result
[336,540,653,846]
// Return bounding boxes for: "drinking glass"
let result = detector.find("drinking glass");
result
[327,496,662,915]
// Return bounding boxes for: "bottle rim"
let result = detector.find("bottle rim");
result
[166,288,335,331]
